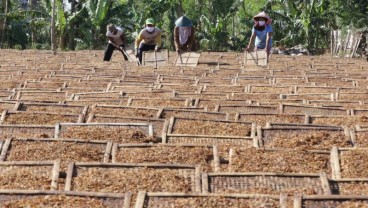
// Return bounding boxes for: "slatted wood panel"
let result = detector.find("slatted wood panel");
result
[175,52,201,67]
[142,50,169,68]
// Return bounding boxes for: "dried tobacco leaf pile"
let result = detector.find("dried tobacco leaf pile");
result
[229,148,329,173]
[72,167,193,193]
[340,149,368,178]
[4,113,77,125]
[93,107,158,118]
[145,196,279,208]
[312,116,368,127]
[336,182,368,195]
[7,141,105,169]
[61,126,155,143]
[239,114,304,126]
[356,132,368,147]
[173,120,251,136]
[116,146,213,171]
[305,200,368,208]
[21,106,83,114]
[265,131,351,150]
[2,195,106,208]
[0,166,51,190]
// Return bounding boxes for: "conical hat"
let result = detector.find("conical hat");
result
[175,16,193,27]
[253,11,272,24]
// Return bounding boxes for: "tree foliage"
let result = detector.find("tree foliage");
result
[0,0,367,51]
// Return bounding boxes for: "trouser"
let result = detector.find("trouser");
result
[137,44,156,64]
[103,43,128,61]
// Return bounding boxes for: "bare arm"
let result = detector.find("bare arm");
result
[246,32,256,51]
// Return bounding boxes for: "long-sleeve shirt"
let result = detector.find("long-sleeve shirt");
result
[174,26,195,51]
[135,28,161,49]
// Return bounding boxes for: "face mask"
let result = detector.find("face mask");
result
[258,21,266,26]
[146,26,155,33]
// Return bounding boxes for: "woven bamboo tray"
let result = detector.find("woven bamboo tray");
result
[112,143,220,172]
[237,113,306,126]
[134,191,287,208]
[306,114,368,128]
[216,104,280,114]
[55,123,154,143]
[337,92,368,100]
[257,126,352,150]
[350,129,368,147]
[329,178,368,195]
[248,85,292,94]
[0,190,131,208]
[202,172,331,195]
[230,92,280,100]
[293,86,338,94]
[294,195,368,208]
[330,147,368,179]
[64,162,201,193]
[351,109,368,116]
[281,93,334,101]
[15,102,88,115]
[128,97,190,108]
[0,110,84,125]
[228,147,331,174]
[201,85,246,93]
[22,80,66,89]
[0,160,60,190]
[0,137,112,164]
[281,104,349,115]
[91,105,161,118]
[160,108,228,120]
[0,124,55,139]
[14,91,69,102]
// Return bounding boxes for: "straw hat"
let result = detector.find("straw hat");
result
[175,16,193,27]
[253,11,272,24]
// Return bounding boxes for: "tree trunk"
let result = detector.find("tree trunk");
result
[68,0,76,50]
[51,0,57,54]
[0,0,8,48]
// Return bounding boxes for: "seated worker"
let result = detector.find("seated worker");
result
[246,11,273,59]
[135,18,162,64]
[103,24,128,61]
[174,16,195,53]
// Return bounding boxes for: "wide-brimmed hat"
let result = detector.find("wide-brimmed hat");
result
[145,18,155,25]
[253,11,272,24]
[175,16,193,27]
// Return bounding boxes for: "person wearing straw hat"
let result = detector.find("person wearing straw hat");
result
[135,18,162,64]
[174,16,195,53]
[245,11,273,58]
[103,24,128,62]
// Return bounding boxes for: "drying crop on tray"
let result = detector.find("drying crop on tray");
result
[239,114,304,126]
[340,149,368,178]
[61,127,155,143]
[145,196,279,208]
[229,148,329,173]
[93,107,158,118]
[173,120,251,136]
[335,182,368,195]
[312,116,368,127]
[3,113,77,125]
[2,195,106,208]
[6,140,105,169]
[72,168,192,193]
[0,166,51,190]
[264,131,351,150]
[356,132,368,147]
[115,146,213,171]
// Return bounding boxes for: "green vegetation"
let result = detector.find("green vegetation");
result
[0,0,367,51]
